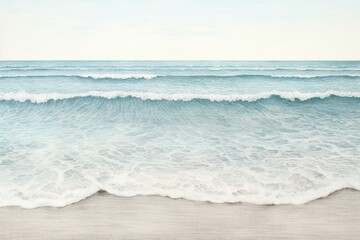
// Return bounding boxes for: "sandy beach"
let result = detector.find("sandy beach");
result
[0,189,359,240]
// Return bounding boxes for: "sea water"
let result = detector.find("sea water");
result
[0,61,359,208]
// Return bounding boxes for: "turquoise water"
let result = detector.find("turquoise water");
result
[0,61,359,207]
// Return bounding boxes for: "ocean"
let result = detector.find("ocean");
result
[0,61,359,208]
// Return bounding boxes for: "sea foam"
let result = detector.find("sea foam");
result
[0,90,359,103]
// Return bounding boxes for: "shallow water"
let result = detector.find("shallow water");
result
[0,61,359,207]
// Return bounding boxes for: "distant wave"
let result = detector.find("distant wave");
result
[1,73,360,80]
[0,73,158,80]
[1,91,359,103]
[79,73,158,79]
[2,66,360,72]
[77,73,159,79]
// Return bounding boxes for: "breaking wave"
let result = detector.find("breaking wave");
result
[0,91,359,103]
[0,73,159,80]
[1,74,360,81]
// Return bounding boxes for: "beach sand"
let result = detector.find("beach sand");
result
[0,189,359,240]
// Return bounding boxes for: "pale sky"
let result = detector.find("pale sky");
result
[1,0,360,60]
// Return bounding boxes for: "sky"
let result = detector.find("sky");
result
[0,0,360,60]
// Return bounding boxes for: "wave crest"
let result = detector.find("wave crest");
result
[79,73,158,79]
[1,74,360,81]
[0,91,359,103]
[0,73,158,80]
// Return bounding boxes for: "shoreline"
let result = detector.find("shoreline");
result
[1,189,359,239]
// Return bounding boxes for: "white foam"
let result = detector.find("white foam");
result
[0,91,359,103]
[0,183,358,209]
[0,73,159,80]
[79,73,158,79]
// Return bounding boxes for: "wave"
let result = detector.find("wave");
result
[2,66,360,72]
[0,73,159,80]
[1,73,360,81]
[1,91,359,103]
[0,67,93,71]
[79,73,158,79]
[1,186,359,209]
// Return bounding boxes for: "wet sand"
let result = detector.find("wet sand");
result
[0,189,359,239]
